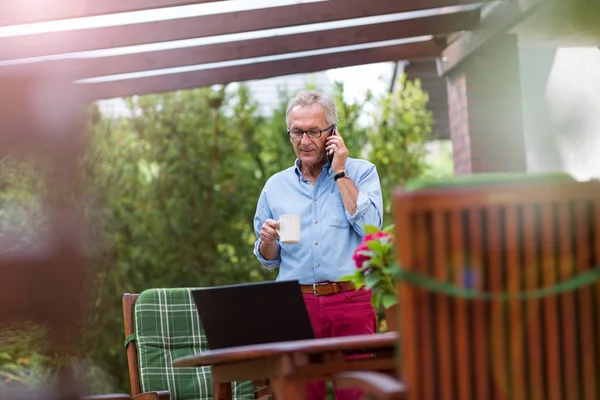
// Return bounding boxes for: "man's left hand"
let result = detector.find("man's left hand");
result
[326,131,348,174]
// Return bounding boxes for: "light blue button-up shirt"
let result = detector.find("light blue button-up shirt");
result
[253,157,383,284]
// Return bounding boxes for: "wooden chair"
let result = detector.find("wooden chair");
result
[335,174,600,399]
[123,290,274,400]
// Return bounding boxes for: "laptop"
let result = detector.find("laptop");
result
[191,280,315,350]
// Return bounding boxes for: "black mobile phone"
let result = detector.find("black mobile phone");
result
[327,124,337,165]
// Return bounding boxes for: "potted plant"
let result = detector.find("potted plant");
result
[341,224,399,331]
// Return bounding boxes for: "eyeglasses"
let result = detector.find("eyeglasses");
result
[287,124,334,140]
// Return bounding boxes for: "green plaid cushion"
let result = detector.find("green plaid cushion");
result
[134,288,254,400]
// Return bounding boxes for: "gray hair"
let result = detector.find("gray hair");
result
[285,90,338,128]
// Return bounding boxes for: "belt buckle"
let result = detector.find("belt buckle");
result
[312,282,328,296]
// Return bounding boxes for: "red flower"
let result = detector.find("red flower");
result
[352,241,370,269]
[364,231,391,242]
[352,231,392,269]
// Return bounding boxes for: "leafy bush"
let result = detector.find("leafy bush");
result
[0,75,451,392]
[0,323,51,389]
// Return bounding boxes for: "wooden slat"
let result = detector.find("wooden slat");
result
[524,205,544,400]
[506,206,526,400]
[558,204,579,399]
[469,208,490,400]
[594,202,600,400]
[437,0,544,76]
[0,0,224,27]
[575,202,597,400]
[415,213,435,400]
[122,294,141,396]
[541,204,561,400]
[4,10,479,80]
[79,39,442,100]
[0,0,490,61]
[451,209,472,400]
[488,208,506,399]
[433,212,454,400]
[395,203,418,395]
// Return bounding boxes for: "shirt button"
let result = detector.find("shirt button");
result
[315,263,319,268]
[314,220,318,224]
[313,197,317,201]
[314,242,318,245]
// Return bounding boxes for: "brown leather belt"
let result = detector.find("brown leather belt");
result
[300,281,356,296]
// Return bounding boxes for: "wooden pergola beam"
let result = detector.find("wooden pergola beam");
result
[6,10,479,80]
[0,0,224,27]
[80,39,443,101]
[0,0,490,61]
[437,0,544,76]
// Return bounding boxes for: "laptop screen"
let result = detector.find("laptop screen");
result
[192,280,315,350]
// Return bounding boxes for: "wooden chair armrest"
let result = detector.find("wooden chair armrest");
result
[253,379,274,399]
[334,371,407,400]
[255,387,274,400]
[1,391,133,400]
[82,395,132,400]
[132,391,170,400]
[81,391,170,400]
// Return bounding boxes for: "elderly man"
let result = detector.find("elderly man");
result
[252,89,383,400]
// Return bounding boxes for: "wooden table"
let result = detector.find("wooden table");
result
[173,332,398,399]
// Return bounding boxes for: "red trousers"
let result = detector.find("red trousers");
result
[302,288,377,400]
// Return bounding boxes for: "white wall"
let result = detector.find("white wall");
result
[519,40,600,180]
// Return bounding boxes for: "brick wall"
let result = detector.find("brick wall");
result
[447,72,471,173]
[446,34,527,174]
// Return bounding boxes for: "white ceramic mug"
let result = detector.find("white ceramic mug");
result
[278,214,301,244]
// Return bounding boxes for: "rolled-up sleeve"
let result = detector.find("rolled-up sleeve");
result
[253,189,281,269]
[345,162,383,236]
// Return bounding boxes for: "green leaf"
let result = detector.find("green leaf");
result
[366,240,385,254]
[371,291,382,310]
[354,273,365,289]
[363,225,380,234]
[359,261,372,272]
[382,224,395,234]
[365,271,382,289]
[368,257,384,268]
[341,269,366,289]
[338,274,356,282]
[383,263,400,276]
[382,292,398,309]
[357,249,377,259]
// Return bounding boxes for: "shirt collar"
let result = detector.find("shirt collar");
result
[293,158,334,179]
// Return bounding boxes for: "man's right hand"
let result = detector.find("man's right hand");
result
[259,219,281,260]
[260,218,280,244]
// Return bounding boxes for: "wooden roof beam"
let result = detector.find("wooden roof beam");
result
[0,0,491,61]
[437,0,544,76]
[4,9,479,79]
[80,39,444,101]
[0,0,224,27]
